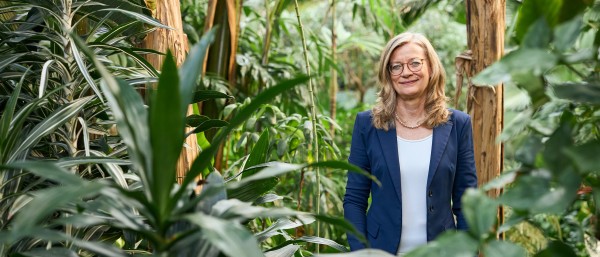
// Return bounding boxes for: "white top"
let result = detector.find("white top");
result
[396,134,432,255]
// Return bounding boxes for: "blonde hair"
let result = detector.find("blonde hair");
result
[372,32,449,131]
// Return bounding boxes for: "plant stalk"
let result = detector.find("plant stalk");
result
[293,0,320,250]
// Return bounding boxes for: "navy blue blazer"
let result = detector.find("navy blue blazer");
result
[343,109,477,254]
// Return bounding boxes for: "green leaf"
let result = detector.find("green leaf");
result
[462,189,499,239]
[267,236,347,253]
[563,140,600,174]
[473,48,557,85]
[264,245,300,257]
[9,97,93,162]
[186,114,210,127]
[256,216,315,242]
[553,14,583,51]
[188,119,229,135]
[2,161,86,186]
[483,240,527,257]
[150,51,184,224]
[308,161,381,186]
[70,38,103,102]
[185,213,264,257]
[0,74,23,161]
[553,81,600,104]
[515,0,562,41]
[197,172,227,214]
[313,214,368,247]
[522,18,552,48]
[534,241,577,257]
[313,249,395,257]
[94,20,139,43]
[243,130,270,177]
[100,8,172,30]
[193,90,233,102]
[404,231,478,257]
[19,248,79,257]
[9,183,104,241]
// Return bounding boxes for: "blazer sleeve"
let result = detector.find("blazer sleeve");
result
[343,112,372,251]
[452,115,478,230]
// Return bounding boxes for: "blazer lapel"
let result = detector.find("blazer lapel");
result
[376,127,402,202]
[427,118,453,189]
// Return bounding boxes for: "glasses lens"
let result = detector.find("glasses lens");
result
[407,59,423,72]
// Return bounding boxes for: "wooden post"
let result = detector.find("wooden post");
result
[142,0,200,184]
[464,0,505,227]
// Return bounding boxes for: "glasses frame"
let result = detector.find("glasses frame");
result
[388,58,425,76]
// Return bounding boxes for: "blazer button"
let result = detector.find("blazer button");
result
[429,206,434,212]
[428,190,433,197]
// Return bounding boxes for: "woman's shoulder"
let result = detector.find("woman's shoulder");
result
[354,110,374,128]
[448,108,471,125]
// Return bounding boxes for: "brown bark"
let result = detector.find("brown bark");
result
[464,0,505,232]
[142,0,200,184]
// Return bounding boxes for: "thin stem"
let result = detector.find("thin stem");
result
[293,0,320,251]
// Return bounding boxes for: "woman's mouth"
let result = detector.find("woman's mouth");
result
[400,78,419,85]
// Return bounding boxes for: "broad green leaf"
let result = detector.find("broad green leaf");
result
[473,48,557,85]
[150,51,183,224]
[534,241,577,257]
[543,113,574,174]
[193,90,233,102]
[186,213,264,257]
[553,14,583,51]
[515,0,562,41]
[313,214,368,247]
[314,249,394,257]
[56,156,131,168]
[244,130,270,176]
[211,199,309,220]
[9,96,93,162]
[197,172,227,214]
[228,162,302,190]
[255,217,316,242]
[34,229,127,257]
[563,140,600,174]
[2,161,85,186]
[271,236,347,252]
[308,160,381,186]
[253,193,283,205]
[188,119,229,135]
[404,231,478,257]
[553,82,600,104]
[186,114,210,127]
[462,189,499,239]
[265,245,300,257]
[522,18,551,48]
[483,240,527,257]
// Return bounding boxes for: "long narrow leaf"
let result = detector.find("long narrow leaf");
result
[0,73,23,161]
[9,96,93,162]
[70,38,103,102]
[94,20,138,43]
[179,28,217,114]
[185,213,264,257]
[99,8,172,30]
[89,42,159,77]
[150,51,183,224]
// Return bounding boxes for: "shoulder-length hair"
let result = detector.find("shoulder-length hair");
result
[372,32,449,131]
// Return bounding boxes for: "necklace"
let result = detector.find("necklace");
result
[394,113,424,129]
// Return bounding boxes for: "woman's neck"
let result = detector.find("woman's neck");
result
[396,98,426,120]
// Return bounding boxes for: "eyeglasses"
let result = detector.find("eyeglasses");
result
[388,58,425,75]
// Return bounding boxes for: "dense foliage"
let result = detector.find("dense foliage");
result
[1,0,600,256]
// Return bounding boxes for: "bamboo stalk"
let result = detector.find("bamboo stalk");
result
[329,0,337,137]
[293,0,320,249]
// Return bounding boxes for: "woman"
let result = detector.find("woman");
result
[343,32,477,255]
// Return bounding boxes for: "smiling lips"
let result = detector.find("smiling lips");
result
[400,78,420,85]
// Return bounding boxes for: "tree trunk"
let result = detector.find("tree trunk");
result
[464,0,505,232]
[201,0,241,172]
[142,0,200,184]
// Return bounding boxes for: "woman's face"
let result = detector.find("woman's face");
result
[388,42,430,101]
